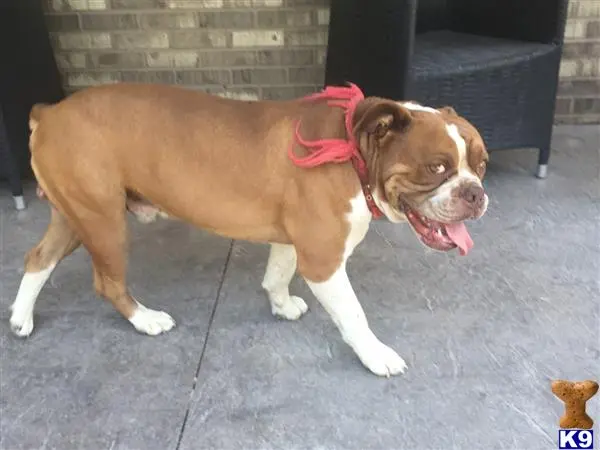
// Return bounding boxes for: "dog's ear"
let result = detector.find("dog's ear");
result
[353,98,412,140]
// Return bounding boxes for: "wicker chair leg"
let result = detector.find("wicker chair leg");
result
[13,195,26,210]
[9,169,26,211]
[536,146,550,179]
[1,107,27,209]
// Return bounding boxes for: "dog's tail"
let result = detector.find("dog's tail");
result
[29,103,51,200]
[29,103,50,133]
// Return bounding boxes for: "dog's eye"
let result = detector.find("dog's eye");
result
[428,163,446,175]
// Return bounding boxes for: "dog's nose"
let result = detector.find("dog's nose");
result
[459,183,485,206]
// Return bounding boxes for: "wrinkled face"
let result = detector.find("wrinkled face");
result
[354,99,489,256]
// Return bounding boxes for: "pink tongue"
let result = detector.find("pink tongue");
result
[445,222,474,256]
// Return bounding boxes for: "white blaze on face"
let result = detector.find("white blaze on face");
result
[445,123,480,182]
[426,124,478,203]
[426,123,488,217]
[399,101,481,184]
[400,102,440,114]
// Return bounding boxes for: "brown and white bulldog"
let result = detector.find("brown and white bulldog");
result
[9,82,488,377]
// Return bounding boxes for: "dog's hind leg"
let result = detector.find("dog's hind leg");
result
[262,243,308,320]
[67,196,176,336]
[10,207,81,337]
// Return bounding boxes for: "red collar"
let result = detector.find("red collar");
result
[287,83,385,219]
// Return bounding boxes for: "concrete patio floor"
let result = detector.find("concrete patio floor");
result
[1,124,598,450]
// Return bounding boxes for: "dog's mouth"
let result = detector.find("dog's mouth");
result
[400,202,474,256]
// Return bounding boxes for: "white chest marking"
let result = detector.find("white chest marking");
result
[344,191,372,259]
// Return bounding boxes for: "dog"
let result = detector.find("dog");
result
[9,82,488,377]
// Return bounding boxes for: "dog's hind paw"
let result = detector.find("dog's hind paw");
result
[272,295,308,321]
[129,303,176,336]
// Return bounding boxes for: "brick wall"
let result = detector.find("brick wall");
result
[44,0,329,101]
[45,0,599,122]
[556,0,600,123]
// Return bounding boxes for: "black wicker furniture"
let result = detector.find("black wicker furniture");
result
[0,0,64,209]
[324,0,569,178]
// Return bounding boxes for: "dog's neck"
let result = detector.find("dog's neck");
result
[287,84,384,219]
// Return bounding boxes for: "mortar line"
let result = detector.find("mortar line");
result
[174,238,234,450]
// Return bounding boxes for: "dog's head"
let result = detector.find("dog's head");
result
[353,98,489,255]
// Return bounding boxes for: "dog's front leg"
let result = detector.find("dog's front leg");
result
[305,265,407,377]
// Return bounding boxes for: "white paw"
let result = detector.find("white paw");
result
[9,310,34,338]
[355,339,408,377]
[271,295,308,321]
[129,304,176,336]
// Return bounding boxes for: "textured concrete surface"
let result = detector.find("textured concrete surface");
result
[1,124,598,450]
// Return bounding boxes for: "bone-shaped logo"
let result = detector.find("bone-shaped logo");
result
[551,379,598,429]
